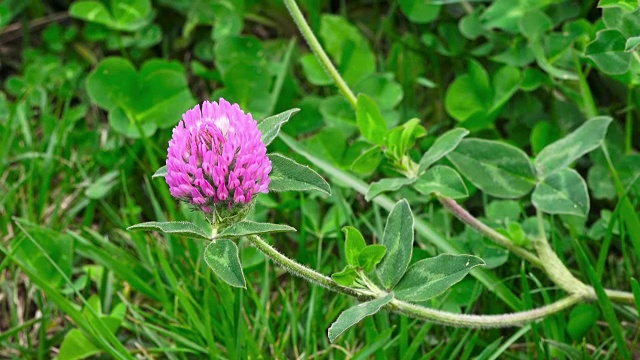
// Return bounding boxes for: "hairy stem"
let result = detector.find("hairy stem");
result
[283,0,358,108]
[440,196,636,304]
[438,196,543,267]
[246,234,583,328]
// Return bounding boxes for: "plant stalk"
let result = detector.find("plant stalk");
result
[283,0,358,108]
[246,234,583,328]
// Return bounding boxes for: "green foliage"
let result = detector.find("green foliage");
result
[268,153,331,194]
[2,0,639,357]
[377,200,414,289]
[86,57,195,137]
[394,254,485,302]
[204,239,246,288]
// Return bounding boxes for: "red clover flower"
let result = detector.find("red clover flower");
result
[166,99,271,221]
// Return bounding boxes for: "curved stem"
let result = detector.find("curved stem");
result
[283,0,358,108]
[438,196,543,267]
[246,234,583,328]
[440,196,636,304]
[534,211,590,296]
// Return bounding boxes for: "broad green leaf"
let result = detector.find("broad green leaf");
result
[518,9,552,40]
[602,6,640,38]
[343,226,366,267]
[358,245,386,273]
[414,165,468,199]
[86,57,195,138]
[204,239,246,288]
[70,0,152,32]
[377,200,414,289]
[534,117,612,178]
[127,221,210,239]
[365,177,416,201]
[299,54,333,85]
[356,94,387,145]
[394,254,485,302]
[530,121,561,155]
[447,139,536,198]
[354,73,404,110]
[58,329,101,360]
[532,168,590,217]
[419,128,469,172]
[328,294,394,343]
[332,266,358,286]
[567,304,600,341]
[218,220,296,238]
[350,145,382,175]
[585,30,631,75]
[625,36,640,51]
[319,15,376,85]
[445,60,492,122]
[598,0,639,10]
[152,165,167,178]
[399,0,440,23]
[268,153,331,195]
[258,108,300,146]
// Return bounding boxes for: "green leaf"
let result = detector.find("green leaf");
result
[358,245,386,273]
[354,73,404,110]
[385,118,426,161]
[319,15,376,85]
[258,108,300,146]
[86,57,195,138]
[532,168,590,217]
[328,294,394,343]
[127,221,210,239]
[58,329,101,360]
[567,304,600,341]
[625,36,640,51]
[419,128,469,172]
[299,54,333,85]
[534,117,612,178]
[365,177,416,201]
[585,29,631,75]
[394,254,485,302]
[268,153,331,195]
[343,226,366,267]
[447,139,536,199]
[69,0,152,32]
[152,165,167,178]
[445,60,492,122]
[518,9,552,40]
[204,239,246,288]
[399,0,440,24]
[414,165,468,199]
[356,94,387,145]
[350,145,382,175]
[598,0,639,11]
[377,200,414,290]
[218,220,296,238]
[332,266,358,286]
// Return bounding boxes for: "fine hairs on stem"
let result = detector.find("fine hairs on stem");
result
[246,235,583,328]
[279,0,635,328]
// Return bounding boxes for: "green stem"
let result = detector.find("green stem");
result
[534,211,590,297]
[283,0,358,108]
[440,197,636,304]
[246,234,582,328]
[573,51,598,118]
[438,197,543,268]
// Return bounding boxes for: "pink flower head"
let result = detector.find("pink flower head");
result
[166,99,271,213]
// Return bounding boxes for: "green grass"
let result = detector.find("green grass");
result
[1,0,639,359]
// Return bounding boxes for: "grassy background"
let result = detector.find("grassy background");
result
[1,0,639,359]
